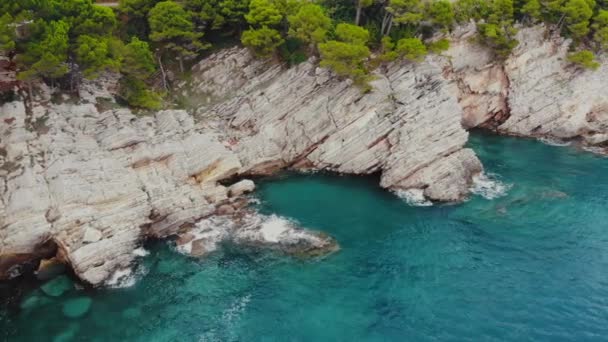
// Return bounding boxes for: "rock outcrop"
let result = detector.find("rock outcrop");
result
[193,47,483,201]
[0,46,483,285]
[15,23,608,286]
[0,100,242,285]
[446,25,608,150]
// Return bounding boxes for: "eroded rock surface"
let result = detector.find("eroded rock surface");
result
[1,46,492,286]
[445,25,608,150]
[194,47,482,201]
[0,101,241,285]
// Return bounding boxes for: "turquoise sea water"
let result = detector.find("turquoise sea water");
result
[2,133,608,341]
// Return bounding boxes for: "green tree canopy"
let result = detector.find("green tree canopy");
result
[75,35,120,78]
[567,49,600,69]
[148,1,208,71]
[73,5,117,36]
[241,25,284,56]
[387,0,424,31]
[427,0,455,30]
[335,23,370,45]
[245,0,283,26]
[121,37,157,80]
[592,9,608,50]
[562,0,595,40]
[288,4,333,46]
[395,37,427,61]
[0,13,16,54]
[318,23,371,89]
[476,0,518,58]
[220,0,251,26]
[185,0,226,30]
[18,20,70,82]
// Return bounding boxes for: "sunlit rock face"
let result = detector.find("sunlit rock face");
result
[0,101,241,285]
[444,25,608,150]
[193,47,483,202]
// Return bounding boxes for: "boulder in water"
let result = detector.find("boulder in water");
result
[62,297,92,318]
[41,275,73,297]
[20,291,53,310]
[228,180,255,197]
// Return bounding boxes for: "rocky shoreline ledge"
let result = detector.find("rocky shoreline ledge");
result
[1,25,606,287]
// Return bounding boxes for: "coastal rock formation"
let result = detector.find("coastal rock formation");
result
[446,25,608,149]
[176,214,338,258]
[442,24,510,129]
[502,27,608,146]
[193,47,483,201]
[3,23,608,286]
[0,46,482,285]
[0,100,241,285]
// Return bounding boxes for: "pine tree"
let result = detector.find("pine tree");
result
[148,1,209,72]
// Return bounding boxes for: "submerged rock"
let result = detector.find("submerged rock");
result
[40,275,73,297]
[233,214,339,258]
[20,291,53,310]
[62,297,92,318]
[176,213,339,259]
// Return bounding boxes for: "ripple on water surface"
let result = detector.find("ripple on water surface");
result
[2,133,608,341]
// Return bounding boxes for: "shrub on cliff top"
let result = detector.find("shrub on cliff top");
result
[567,50,600,70]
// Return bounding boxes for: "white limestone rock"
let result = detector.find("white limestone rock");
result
[445,24,608,150]
[195,48,482,201]
[500,26,608,146]
[0,101,241,285]
[228,179,255,197]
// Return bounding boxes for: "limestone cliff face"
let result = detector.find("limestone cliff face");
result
[3,24,607,286]
[191,47,482,201]
[0,101,241,285]
[0,47,482,285]
[445,25,608,149]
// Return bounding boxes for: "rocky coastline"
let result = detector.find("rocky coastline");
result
[0,24,606,287]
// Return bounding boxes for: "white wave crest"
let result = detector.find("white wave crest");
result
[394,188,433,207]
[538,137,571,146]
[259,215,292,243]
[105,265,148,289]
[470,172,512,199]
[175,216,232,256]
[132,247,149,257]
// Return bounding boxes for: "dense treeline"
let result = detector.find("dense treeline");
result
[0,0,607,107]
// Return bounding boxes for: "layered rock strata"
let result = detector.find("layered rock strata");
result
[445,25,608,150]
[191,47,482,201]
[9,22,606,286]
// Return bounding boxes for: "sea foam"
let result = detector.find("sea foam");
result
[394,188,433,207]
[470,172,512,199]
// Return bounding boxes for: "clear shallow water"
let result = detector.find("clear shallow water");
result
[2,133,608,341]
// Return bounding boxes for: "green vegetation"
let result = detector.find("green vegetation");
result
[396,37,427,61]
[149,1,208,72]
[0,0,606,106]
[567,49,601,69]
[319,23,371,89]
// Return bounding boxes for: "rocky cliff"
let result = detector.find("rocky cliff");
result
[0,50,481,285]
[445,25,608,150]
[1,24,606,286]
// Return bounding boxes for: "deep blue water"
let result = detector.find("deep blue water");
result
[2,133,608,341]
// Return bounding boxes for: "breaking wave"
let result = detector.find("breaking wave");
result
[394,188,433,207]
[538,137,571,147]
[105,265,148,289]
[470,172,512,200]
